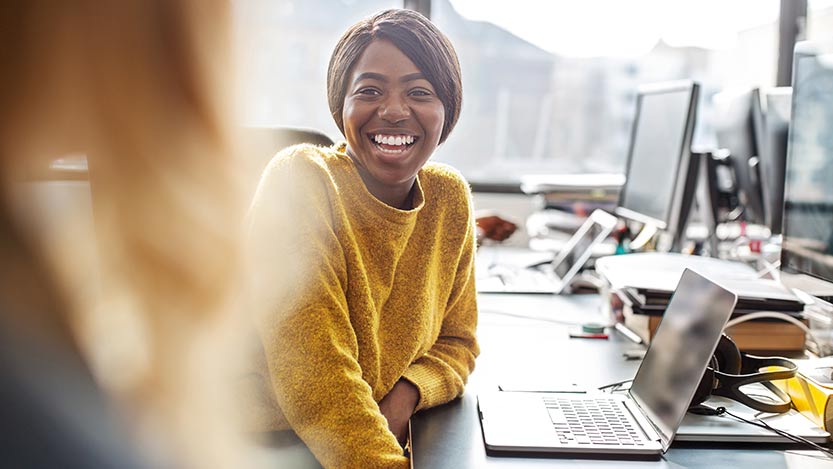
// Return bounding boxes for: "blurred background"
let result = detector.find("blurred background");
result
[234,0,830,182]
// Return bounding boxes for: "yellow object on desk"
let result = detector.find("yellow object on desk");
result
[773,358,833,432]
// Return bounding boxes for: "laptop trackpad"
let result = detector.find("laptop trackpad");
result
[479,392,558,449]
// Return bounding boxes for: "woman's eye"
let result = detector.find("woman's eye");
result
[410,89,432,97]
[357,87,381,96]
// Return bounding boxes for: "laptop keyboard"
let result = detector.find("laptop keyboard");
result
[544,397,648,446]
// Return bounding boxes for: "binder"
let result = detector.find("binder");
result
[616,290,807,351]
[620,306,806,351]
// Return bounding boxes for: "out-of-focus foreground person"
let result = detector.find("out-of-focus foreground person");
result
[0,1,248,467]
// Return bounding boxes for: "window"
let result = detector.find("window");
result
[235,0,798,184]
[234,0,401,137]
[809,0,833,42]
[433,0,783,182]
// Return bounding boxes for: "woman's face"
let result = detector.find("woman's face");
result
[342,39,445,199]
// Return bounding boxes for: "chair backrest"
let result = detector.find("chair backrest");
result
[246,126,334,151]
[242,126,335,200]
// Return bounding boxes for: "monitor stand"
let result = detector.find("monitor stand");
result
[668,149,702,253]
[630,223,658,251]
[693,151,720,257]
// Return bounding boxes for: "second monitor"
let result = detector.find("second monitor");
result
[616,80,700,251]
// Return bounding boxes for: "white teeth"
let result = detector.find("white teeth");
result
[372,134,415,146]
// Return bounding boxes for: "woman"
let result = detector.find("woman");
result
[246,9,478,468]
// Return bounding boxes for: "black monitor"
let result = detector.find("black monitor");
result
[616,81,700,250]
[712,88,766,226]
[781,41,833,285]
[759,88,792,235]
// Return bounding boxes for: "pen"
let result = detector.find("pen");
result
[569,332,609,340]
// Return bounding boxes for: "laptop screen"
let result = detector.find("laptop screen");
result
[553,219,605,279]
[628,269,737,450]
[551,210,617,282]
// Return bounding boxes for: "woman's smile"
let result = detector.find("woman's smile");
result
[367,132,419,160]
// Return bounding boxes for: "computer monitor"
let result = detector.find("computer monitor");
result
[781,41,833,285]
[616,80,700,250]
[693,151,721,257]
[712,88,767,226]
[759,88,792,235]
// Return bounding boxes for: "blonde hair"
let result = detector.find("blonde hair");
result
[0,1,248,467]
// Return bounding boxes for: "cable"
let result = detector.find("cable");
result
[525,259,551,269]
[724,311,823,353]
[698,405,833,459]
[598,378,632,393]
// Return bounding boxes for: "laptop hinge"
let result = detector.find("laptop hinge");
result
[624,398,663,443]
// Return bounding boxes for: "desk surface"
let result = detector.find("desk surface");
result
[411,291,831,468]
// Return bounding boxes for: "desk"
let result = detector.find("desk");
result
[411,292,830,468]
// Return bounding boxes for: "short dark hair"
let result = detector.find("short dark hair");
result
[327,9,462,145]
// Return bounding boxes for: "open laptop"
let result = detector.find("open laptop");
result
[477,209,618,294]
[478,269,737,459]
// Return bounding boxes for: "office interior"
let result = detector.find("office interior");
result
[13,0,833,468]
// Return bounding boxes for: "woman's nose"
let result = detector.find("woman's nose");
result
[378,95,410,123]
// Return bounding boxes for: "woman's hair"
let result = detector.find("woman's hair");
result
[327,8,463,144]
[0,1,246,467]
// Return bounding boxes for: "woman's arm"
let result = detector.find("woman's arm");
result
[400,183,480,411]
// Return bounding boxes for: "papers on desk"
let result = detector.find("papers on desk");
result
[598,252,807,351]
[520,173,625,194]
[597,252,805,312]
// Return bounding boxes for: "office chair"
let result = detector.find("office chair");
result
[242,126,335,199]
[247,126,334,151]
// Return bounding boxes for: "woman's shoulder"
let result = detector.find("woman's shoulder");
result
[420,162,471,198]
[253,143,346,205]
[265,143,342,176]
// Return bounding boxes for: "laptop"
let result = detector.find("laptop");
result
[677,391,829,443]
[477,209,618,294]
[478,269,738,459]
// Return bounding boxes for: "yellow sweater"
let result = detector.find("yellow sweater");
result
[245,143,479,468]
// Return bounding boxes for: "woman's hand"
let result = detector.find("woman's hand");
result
[378,379,420,446]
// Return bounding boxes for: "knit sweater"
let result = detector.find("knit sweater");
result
[245,143,479,468]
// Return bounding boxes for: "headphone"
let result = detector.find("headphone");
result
[690,334,797,414]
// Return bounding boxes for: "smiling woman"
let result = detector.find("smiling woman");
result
[244,8,478,469]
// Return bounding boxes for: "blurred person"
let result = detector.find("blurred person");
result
[245,9,478,468]
[0,1,249,468]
